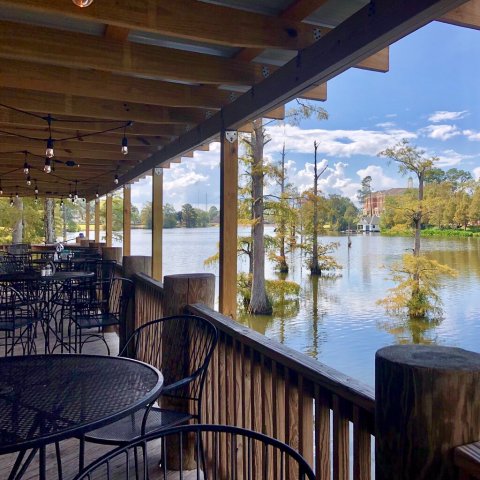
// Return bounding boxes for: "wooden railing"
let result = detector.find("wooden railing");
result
[130,271,375,479]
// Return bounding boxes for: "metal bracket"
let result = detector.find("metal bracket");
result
[225,131,237,144]
[154,167,163,176]
[313,28,322,41]
[262,66,270,78]
[124,183,131,190]
[229,92,237,102]
[106,192,112,198]
[205,110,213,119]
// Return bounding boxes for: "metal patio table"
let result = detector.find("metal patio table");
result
[0,271,95,353]
[0,354,164,480]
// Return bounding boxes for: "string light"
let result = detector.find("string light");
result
[0,183,2,195]
[46,137,54,158]
[34,184,39,195]
[60,198,64,209]
[114,174,119,185]
[74,180,78,200]
[9,197,13,207]
[15,189,19,199]
[34,195,38,204]
[44,157,52,174]
[26,175,31,186]
[121,125,128,155]
[72,0,94,7]
[95,190,99,198]
[23,162,29,175]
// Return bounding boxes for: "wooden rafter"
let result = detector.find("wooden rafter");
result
[439,0,480,28]
[0,20,262,86]
[0,0,317,50]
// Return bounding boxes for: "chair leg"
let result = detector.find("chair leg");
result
[79,435,85,472]
[55,441,63,480]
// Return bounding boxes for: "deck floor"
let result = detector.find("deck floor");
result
[1,326,200,479]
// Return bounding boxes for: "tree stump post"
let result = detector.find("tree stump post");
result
[120,255,152,353]
[375,345,480,480]
[162,273,215,470]
[102,246,123,263]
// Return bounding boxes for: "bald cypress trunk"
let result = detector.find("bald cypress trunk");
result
[44,198,56,244]
[12,197,23,243]
[248,119,272,315]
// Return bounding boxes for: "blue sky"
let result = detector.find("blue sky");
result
[131,21,480,210]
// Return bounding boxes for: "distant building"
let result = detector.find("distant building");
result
[357,215,381,233]
[362,188,409,216]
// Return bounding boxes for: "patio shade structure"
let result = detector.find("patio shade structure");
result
[0,0,476,313]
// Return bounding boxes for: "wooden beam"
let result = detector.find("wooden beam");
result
[438,0,480,28]
[104,25,130,42]
[101,0,468,197]
[219,130,238,319]
[0,0,317,50]
[106,194,113,247]
[123,185,131,257]
[299,83,327,101]
[0,60,232,109]
[0,20,261,86]
[0,88,209,125]
[0,111,193,137]
[94,199,100,243]
[0,127,167,148]
[85,202,90,240]
[151,168,163,281]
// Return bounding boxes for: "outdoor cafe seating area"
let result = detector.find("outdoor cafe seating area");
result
[0,243,315,479]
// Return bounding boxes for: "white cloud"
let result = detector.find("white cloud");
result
[434,149,474,168]
[428,110,468,123]
[473,167,480,180]
[422,124,461,141]
[376,122,396,128]
[264,124,416,158]
[463,129,480,141]
[356,165,400,191]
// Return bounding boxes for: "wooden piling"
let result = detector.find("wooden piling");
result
[376,345,480,480]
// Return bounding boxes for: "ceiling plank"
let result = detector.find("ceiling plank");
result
[104,25,130,42]
[0,20,261,86]
[438,0,480,28]
[100,0,468,198]
[0,88,210,125]
[0,0,316,50]
[0,60,232,109]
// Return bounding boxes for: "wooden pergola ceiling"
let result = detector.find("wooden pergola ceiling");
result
[0,0,477,198]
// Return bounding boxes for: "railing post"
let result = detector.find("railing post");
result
[120,256,152,353]
[375,345,480,480]
[163,273,215,469]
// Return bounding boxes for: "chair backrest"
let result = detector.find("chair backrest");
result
[73,423,316,480]
[108,277,134,319]
[120,315,218,404]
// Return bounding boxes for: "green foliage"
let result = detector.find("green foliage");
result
[140,202,152,229]
[378,253,457,319]
[236,272,300,316]
[305,241,342,276]
[163,203,177,228]
[181,203,197,228]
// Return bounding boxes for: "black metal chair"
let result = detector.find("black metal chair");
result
[0,284,40,356]
[73,424,316,480]
[69,277,134,355]
[81,315,218,447]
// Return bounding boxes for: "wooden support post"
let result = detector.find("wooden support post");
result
[85,202,90,240]
[219,130,238,318]
[121,256,152,353]
[376,345,480,480]
[163,273,215,469]
[94,199,100,243]
[123,184,131,257]
[106,194,113,248]
[102,246,122,263]
[152,168,163,281]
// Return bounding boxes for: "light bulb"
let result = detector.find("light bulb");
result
[114,174,119,185]
[10,198,13,207]
[23,163,29,175]
[69,192,72,199]
[34,196,38,204]
[26,176,31,186]
[46,138,54,158]
[60,199,64,208]
[121,136,128,155]
[44,158,52,173]
[34,185,39,195]
[74,193,78,200]
[72,0,94,7]
[15,192,18,199]
[0,188,2,195]
[95,190,99,198]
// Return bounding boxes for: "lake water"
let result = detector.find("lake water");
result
[104,227,480,387]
